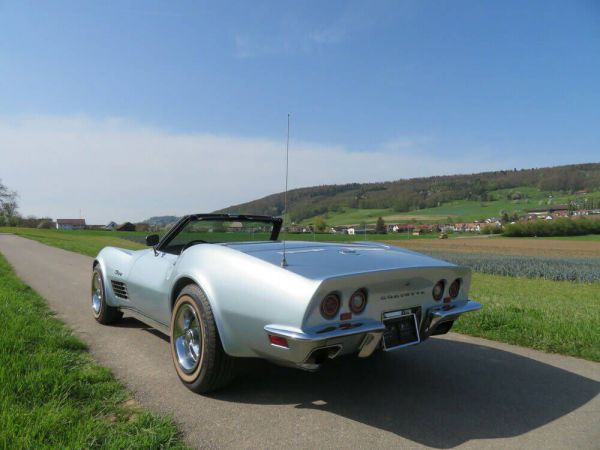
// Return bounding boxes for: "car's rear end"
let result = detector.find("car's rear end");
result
[258,243,481,370]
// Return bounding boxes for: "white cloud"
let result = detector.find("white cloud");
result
[0,115,510,223]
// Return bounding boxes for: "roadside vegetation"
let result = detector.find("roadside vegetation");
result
[0,254,185,448]
[0,227,145,257]
[456,273,600,362]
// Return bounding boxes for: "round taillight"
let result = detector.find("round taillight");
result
[432,280,445,301]
[349,289,367,314]
[320,293,340,319]
[449,279,461,298]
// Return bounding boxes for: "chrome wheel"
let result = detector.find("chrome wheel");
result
[92,272,102,316]
[173,302,202,374]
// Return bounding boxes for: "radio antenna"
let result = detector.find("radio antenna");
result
[281,113,290,267]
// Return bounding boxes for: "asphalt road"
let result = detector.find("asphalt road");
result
[1,234,598,449]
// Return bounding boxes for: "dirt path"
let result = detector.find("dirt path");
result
[1,234,598,449]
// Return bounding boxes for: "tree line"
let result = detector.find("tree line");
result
[0,180,55,228]
[504,217,600,237]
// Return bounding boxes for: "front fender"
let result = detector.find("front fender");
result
[94,247,141,307]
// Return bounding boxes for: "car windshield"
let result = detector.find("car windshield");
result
[161,218,277,254]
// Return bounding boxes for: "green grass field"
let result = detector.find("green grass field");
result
[0,228,146,257]
[300,207,398,226]
[303,199,533,226]
[0,227,438,257]
[0,254,185,448]
[456,273,600,361]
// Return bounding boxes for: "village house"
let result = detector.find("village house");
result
[116,222,136,231]
[332,226,349,234]
[453,223,481,232]
[571,210,586,216]
[56,219,86,230]
[526,205,570,219]
[486,220,503,228]
[387,223,416,233]
[286,225,306,233]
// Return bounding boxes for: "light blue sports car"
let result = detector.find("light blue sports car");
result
[92,214,481,393]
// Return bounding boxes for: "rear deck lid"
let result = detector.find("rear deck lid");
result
[222,241,454,280]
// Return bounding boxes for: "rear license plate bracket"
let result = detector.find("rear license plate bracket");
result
[382,312,420,350]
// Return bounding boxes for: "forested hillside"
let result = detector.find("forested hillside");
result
[217,163,600,222]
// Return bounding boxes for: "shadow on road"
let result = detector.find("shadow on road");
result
[113,316,170,342]
[214,337,599,448]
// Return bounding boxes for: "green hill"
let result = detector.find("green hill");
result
[217,163,600,225]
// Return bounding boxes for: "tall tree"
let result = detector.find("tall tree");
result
[314,216,328,233]
[375,216,386,234]
[0,179,19,226]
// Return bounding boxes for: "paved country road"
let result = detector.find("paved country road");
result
[1,234,598,449]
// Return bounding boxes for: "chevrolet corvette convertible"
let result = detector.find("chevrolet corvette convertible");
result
[92,214,481,393]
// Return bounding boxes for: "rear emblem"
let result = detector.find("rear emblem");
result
[380,290,425,300]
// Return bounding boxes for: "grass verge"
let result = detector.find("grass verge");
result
[0,227,145,257]
[0,254,185,448]
[0,227,436,257]
[455,273,600,361]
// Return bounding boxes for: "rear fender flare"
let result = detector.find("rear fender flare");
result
[169,273,232,354]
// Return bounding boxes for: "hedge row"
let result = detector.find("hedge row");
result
[503,217,600,237]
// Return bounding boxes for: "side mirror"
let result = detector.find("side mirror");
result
[145,234,160,247]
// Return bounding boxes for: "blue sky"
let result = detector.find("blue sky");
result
[1,1,599,222]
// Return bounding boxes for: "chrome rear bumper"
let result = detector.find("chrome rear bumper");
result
[264,321,386,369]
[422,299,482,337]
[264,299,482,370]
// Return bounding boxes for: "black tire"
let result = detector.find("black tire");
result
[91,267,123,324]
[170,284,235,393]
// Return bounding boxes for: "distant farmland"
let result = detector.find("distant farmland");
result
[390,235,600,257]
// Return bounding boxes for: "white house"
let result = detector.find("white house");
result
[56,219,86,230]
